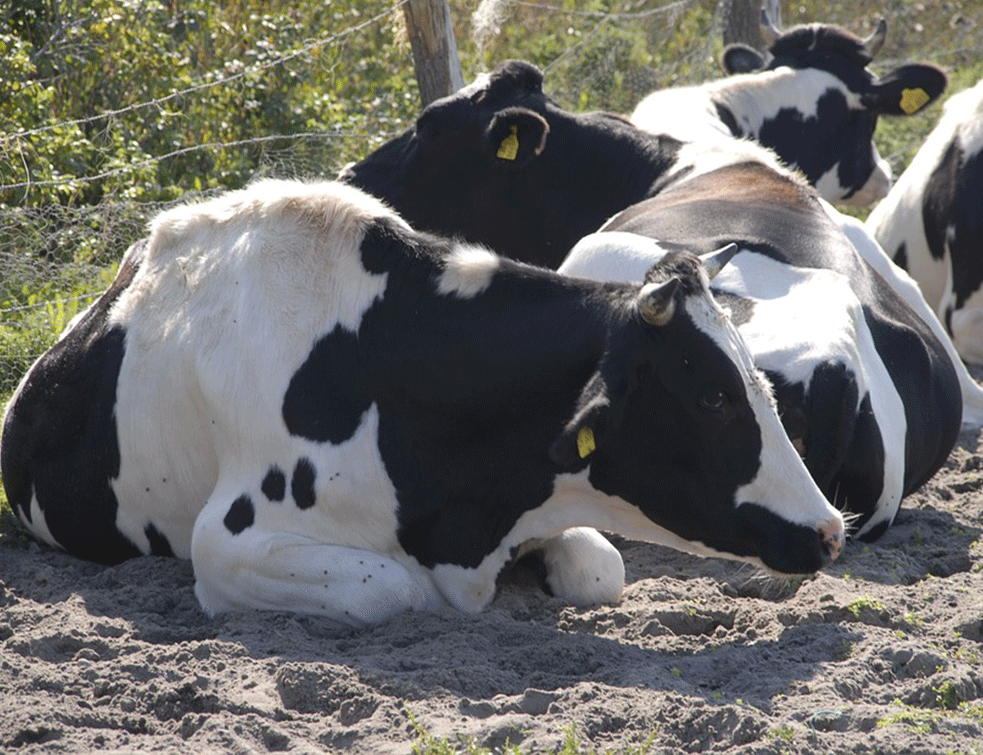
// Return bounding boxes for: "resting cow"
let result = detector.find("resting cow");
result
[867,77,983,364]
[343,60,981,541]
[0,180,844,624]
[631,11,947,205]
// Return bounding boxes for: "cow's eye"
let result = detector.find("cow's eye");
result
[699,389,727,412]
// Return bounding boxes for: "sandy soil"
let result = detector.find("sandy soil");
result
[2,424,983,754]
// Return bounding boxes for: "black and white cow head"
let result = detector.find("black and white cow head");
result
[721,11,947,205]
[630,12,948,207]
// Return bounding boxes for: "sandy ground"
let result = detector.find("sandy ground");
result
[2,420,983,753]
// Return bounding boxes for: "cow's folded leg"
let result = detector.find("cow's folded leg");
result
[190,497,438,625]
[524,527,625,605]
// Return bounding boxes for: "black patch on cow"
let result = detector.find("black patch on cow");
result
[924,139,983,311]
[737,503,829,573]
[712,290,755,326]
[714,102,743,137]
[291,458,317,510]
[893,241,908,271]
[283,324,372,445]
[764,371,809,452]
[223,495,255,535]
[824,391,885,531]
[922,139,961,263]
[359,218,416,275]
[802,361,862,492]
[0,241,148,565]
[857,518,890,544]
[144,522,175,557]
[758,90,875,196]
[261,466,287,502]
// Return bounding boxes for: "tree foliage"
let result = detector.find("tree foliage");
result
[0,0,418,210]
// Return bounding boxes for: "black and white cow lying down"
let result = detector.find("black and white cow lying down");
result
[867,77,983,364]
[0,180,845,624]
[343,60,983,543]
[630,11,947,206]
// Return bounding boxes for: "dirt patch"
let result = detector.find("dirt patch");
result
[2,426,983,753]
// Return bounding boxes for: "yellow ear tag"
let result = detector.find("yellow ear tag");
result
[577,426,596,459]
[496,124,519,160]
[900,87,930,114]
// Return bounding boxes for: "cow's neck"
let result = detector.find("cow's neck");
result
[707,67,829,144]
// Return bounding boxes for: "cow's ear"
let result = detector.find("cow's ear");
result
[484,107,549,169]
[721,44,765,75]
[863,64,947,115]
[549,374,610,471]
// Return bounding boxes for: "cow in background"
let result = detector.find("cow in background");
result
[631,11,947,205]
[867,77,983,364]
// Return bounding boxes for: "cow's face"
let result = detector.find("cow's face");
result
[551,248,844,574]
[721,16,946,205]
[342,60,679,269]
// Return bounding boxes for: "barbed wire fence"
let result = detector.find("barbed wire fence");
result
[2,0,982,407]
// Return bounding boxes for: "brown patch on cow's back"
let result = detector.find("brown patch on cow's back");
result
[657,161,815,211]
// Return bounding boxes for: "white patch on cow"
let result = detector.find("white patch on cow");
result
[631,85,736,144]
[22,493,60,552]
[560,232,668,282]
[107,180,401,557]
[437,243,500,298]
[518,527,625,605]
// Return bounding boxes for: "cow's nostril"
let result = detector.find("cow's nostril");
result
[819,517,845,564]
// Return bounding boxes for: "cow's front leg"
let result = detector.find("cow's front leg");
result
[190,491,443,626]
[523,527,625,605]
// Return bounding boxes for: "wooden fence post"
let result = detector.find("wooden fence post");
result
[722,0,782,49]
[402,0,465,107]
